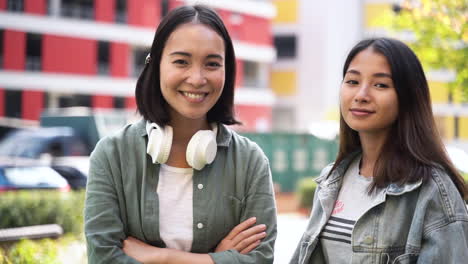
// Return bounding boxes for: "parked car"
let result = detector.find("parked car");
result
[0,127,90,159]
[51,165,87,190]
[0,165,70,192]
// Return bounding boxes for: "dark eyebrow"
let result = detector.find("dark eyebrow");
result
[373,72,392,79]
[346,69,392,79]
[169,51,191,57]
[346,69,360,75]
[207,54,224,60]
[169,52,223,60]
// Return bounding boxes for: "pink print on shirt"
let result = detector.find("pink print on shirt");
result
[332,200,344,215]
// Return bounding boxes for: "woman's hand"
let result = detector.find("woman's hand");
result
[215,217,267,254]
[123,236,167,264]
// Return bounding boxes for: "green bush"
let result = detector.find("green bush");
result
[0,191,85,235]
[296,177,318,210]
[0,235,86,264]
[2,239,59,264]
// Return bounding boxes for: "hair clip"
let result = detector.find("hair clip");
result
[145,53,151,64]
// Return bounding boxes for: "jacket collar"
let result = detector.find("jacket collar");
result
[136,118,232,147]
[315,150,423,195]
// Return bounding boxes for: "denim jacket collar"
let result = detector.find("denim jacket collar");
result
[315,150,423,196]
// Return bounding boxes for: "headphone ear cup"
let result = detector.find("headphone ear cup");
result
[186,130,217,170]
[147,125,173,164]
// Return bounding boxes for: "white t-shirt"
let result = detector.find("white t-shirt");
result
[320,157,385,263]
[157,164,194,251]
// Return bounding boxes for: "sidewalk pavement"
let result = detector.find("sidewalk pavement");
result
[274,213,309,264]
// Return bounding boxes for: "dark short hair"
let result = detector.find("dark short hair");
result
[332,37,466,198]
[135,5,240,126]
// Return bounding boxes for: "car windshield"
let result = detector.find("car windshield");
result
[0,133,47,158]
[3,166,68,187]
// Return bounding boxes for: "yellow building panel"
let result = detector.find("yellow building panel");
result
[445,116,455,140]
[434,115,454,140]
[365,3,392,28]
[272,0,298,23]
[428,81,449,103]
[459,117,468,140]
[271,70,296,96]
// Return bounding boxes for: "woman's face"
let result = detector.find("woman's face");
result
[159,23,225,124]
[340,48,399,137]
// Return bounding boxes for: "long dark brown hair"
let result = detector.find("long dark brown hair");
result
[331,38,466,198]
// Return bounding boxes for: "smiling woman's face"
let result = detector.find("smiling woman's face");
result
[159,23,226,125]
[340,47,399,137]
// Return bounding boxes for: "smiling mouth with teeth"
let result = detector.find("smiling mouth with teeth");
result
[181,91,207,102]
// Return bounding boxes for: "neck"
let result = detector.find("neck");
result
[358,130,388,177]
[169,116,210,143]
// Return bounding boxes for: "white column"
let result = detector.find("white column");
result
[296,0,363,132]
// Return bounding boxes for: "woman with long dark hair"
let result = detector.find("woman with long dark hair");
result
[85,5,276,264]
[290,37,467,263]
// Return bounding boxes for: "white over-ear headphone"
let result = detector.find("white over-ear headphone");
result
[146,122,218,170]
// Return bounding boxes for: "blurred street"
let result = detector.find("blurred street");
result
[274,213,308,264]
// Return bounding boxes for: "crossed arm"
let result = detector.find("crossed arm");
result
[122,217,267,264]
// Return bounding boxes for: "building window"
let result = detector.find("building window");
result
[454,116,459,139]
[274,35,296,59]
[97,41,110,75]
[132,47,148,77]
[115,0,127,23]
[243,61,268,88]
[58,94,91,108]
[114,97,125,109]
[7,0,24,12]
[61,0,94,20]
[0,30,3,69]
[5,90,22,118]
[26,33,42,71]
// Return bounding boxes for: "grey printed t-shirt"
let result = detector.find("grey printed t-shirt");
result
[319,157,385,263]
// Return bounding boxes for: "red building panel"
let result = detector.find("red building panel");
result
[125,96,137,110]
[235,104,272,132]
[127,0,160,28]
[236,59,243,87]
[92,95,114,109]
[4,30,25,70]
[217,10,242,41]
[0,89,4,117]
[95,0,115,22]
[43,35,97,75]
[22,90,43,120]
[110,42,129,77]
[242,15,272,45]
[169,0,184,10]
[218,10,271,45]
[0,0,5,10]
[25,0,46,15]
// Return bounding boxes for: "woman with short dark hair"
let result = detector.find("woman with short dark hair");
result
[290,38,467,264]
[85,5,276,264]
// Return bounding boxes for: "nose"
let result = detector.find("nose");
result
[186,66,207,87]
[354,84,370,103]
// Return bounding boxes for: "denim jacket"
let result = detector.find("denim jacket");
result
[290,153,468,264]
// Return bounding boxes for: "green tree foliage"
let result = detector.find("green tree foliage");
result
[383,0,468,100]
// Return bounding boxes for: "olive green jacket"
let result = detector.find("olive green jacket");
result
[84,119,277,263]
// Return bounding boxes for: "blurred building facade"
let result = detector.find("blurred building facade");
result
[271,0,468,151]
[271,0,361,132]
[0,0,276,132]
